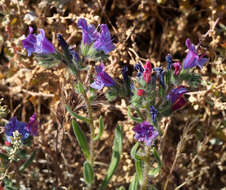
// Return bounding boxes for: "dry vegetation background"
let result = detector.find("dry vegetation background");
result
[0,0,225,189]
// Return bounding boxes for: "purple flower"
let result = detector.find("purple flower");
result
[122,66,129,82]
[167,86,188,110]
[22,27,55,56]
[166,54,173,70]
[77,18,99,45]
[5,117,30,143]
[133,121,158,146]
[26,113,38,136]
[5,113,39,143]
[90,64,115,90]
[94,24,115,54]
[150,106,158,123]
[135,63,144,78]
[184,38,208,69]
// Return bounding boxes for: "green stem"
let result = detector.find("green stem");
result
[77,75,95,190]
[141,146,151,190]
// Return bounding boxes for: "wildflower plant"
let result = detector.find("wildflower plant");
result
[0,112,38,188]
[21,14,210,190]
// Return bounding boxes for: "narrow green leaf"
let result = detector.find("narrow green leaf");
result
[129,175,138,190]
[153,148,162,167]
[94,116,104,141]
[149,167,160,177]
[19,150,36,172]
[135,158,143,185]
[130,142,139,160]
[99,125,123,190]
[83,161,94,185]
[66,105,90,123]
[72,120,90,162]
[128,107,143,123]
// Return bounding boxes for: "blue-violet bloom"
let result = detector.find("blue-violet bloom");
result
[133,121,158,146]
[5,117,30,143]
[57,34,80,63]
[22,27,55,56]
[150,106,158,123]
[153,67,165,87]
[90,64,115,91]
[94,24,115,54]
[167,86,188,110]
[122,66,129,82]
[77,18,99,45]
[184,38,208,69]
[166,54,173,70]
[135,63,144,78]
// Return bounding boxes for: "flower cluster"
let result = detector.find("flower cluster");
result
[133,121,158,146]
[131,38,208,145]
[22,27,55,56]
[5,113,38,144]
[78,18,115,54]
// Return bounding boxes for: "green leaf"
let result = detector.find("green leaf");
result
[149,167,160,177]
[66,105,90,123]
[128,107,143,123]
[72,120,90,162]
[153,148,162,167]
[99,125,123,190]
[94,116,104,141]
[83,161,94,185]
[19,150,36,172]
[129,175,138,190]
[130,142,139,160]
[135,158,143,185]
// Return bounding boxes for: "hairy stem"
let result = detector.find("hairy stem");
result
[77,76,95,190]
[141,146,151,190]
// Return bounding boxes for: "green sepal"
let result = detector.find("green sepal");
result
[129,175,138,190]
[94,116,104,141]
[99,125,123,190]
[72,120,91,162]
[35,51,62,68]
[83,161,94,185]
[105,87,118,102]
[80,43,90,57]
[66,105,90,123]
[19,150,36,172]
[128,107,143,123]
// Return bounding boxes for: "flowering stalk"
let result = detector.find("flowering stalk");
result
[141,146,151,190]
